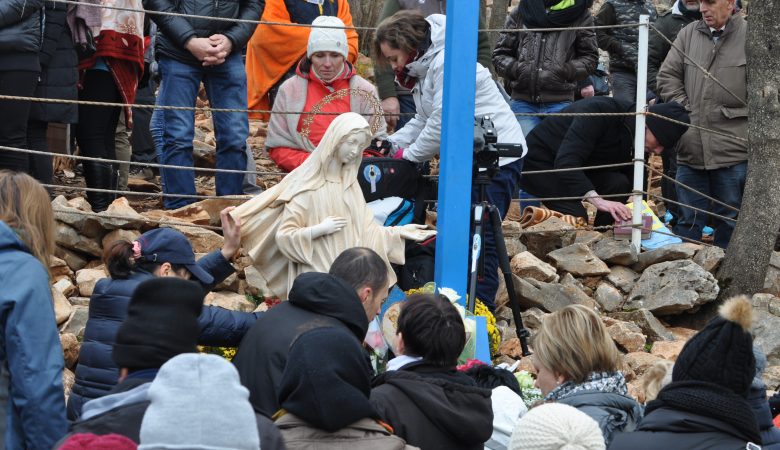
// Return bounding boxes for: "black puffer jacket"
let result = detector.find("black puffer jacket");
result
[370,362,494,450]
[0,0,44,71]
[30,1,78,124]
[143,0,265,66]
[493,6,598,103]
[232,272,370,417]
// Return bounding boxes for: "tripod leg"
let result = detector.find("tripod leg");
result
[467,204,485,313]
[487,205,531,357]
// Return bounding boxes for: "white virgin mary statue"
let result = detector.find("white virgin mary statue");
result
[231,112,435,300]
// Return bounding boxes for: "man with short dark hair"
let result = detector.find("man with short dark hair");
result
[657,0,746,248]
[370,294,494,450]
[232,247,389,417]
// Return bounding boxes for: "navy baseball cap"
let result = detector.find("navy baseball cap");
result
[135,228,214,285]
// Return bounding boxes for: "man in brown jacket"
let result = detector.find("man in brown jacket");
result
[657,0,746,248]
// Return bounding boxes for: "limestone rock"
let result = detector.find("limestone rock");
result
[63,368,75,399]
[101,229,141,251]
[605,319,647,353]
[516,277,595,312]
[244,265,271,298]
[502,220,523,238]
[574,230,603,246]
[205,291,255,312]
[668,326,698,342]
[693,246,725,274]
[56,222,102,257]
[624,352,664,377]
[593,238,638,266]
[548,244,610,277]
[625,260,719,315]
[520,217,576,260]
[68,297,91,307]
[510,251,558,282]
[595,282,624,312]
[764,252,780,296]
[610,309,675,342]
[216,272,240,293]
[169,225,224,254]
[60,305,89,338]
[53,277,78,298]
[751,294,780,366]
[76,268,107,297]
[627,380,645,403]
[144,204,212,228]
[504,236,527,259]
[607,266,640,294]
[51,288,73,326]
[650,340,686,361]
[60,333,80,369]
[632,243,698,272]
[763,365,780,391]
[98,197,148,230]
[51,195,103,238]
[520,307,548,331]
[49,256,74,282]
[498,338,525,359]
[54,247,89,272]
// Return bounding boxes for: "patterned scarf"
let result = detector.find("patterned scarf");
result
[545,371,628,402]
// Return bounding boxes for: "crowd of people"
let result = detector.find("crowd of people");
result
[0,0,758,448]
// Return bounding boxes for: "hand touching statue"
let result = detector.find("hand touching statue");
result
[311,216,348,239]
[397,224,437,242]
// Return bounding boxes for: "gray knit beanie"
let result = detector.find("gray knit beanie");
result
[138,353,260,450]
[509,403,605,450]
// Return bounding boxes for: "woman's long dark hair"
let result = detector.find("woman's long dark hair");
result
[103,240,185,279]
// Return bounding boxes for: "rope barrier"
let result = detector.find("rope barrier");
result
[53,208,224,231]
[648,23,747,108]
[644,163,741,213]
[59,0,645,34]
[44,183,252,201]
[646,192,737,224]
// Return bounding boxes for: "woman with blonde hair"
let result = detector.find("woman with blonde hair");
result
[532,304,641,445]
[0,171,68,448]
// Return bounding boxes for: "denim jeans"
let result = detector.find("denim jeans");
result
[395,93,417,131]
[470,158,525,311]
[509,99,571,136]
[673,162,747,248]
[151,53,248,209]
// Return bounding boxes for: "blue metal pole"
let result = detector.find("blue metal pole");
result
[433,0,480,305]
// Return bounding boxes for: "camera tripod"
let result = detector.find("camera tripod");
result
[467,164,532,357]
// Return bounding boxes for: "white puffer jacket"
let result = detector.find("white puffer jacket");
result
[388,14,527,166]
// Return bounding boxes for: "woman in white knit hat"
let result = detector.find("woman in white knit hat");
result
[509,403,606,450]
[265,15,387,172]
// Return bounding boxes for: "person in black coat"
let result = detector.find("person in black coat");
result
[609,296,763,450]
[0,0,45,174]
[67,210,260,420]
[520,97,689,226]
[749,348,780,449]
[27,0,79,186]
[370,294,494,450]
[233,247,389,417]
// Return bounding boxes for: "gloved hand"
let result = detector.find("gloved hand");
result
[367,138,394,156]
[393,148,405,160]
[310,216,347,239]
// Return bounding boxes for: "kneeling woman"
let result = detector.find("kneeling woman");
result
[375,11,527,311]
[266,16,387,172]
[532,304,642,445]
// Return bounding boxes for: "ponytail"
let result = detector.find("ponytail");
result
[103,240,135,279]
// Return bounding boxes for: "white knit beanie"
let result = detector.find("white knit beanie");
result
[307,16,349,58]
[138,353,260,450]
[508,403,606,450]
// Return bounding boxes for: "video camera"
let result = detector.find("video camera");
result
[473,116,525,170]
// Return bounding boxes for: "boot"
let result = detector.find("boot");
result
[82,161,117,212]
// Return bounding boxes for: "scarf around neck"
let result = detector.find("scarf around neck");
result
[519,0,591,29]
[394,27,432,90]
[545,371,628,402]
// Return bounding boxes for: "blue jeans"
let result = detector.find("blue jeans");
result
[509,99,570,136]
[673,162,747,248]
[395,93,416,131]
[470,158,525,311]
[151,53,248,209]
